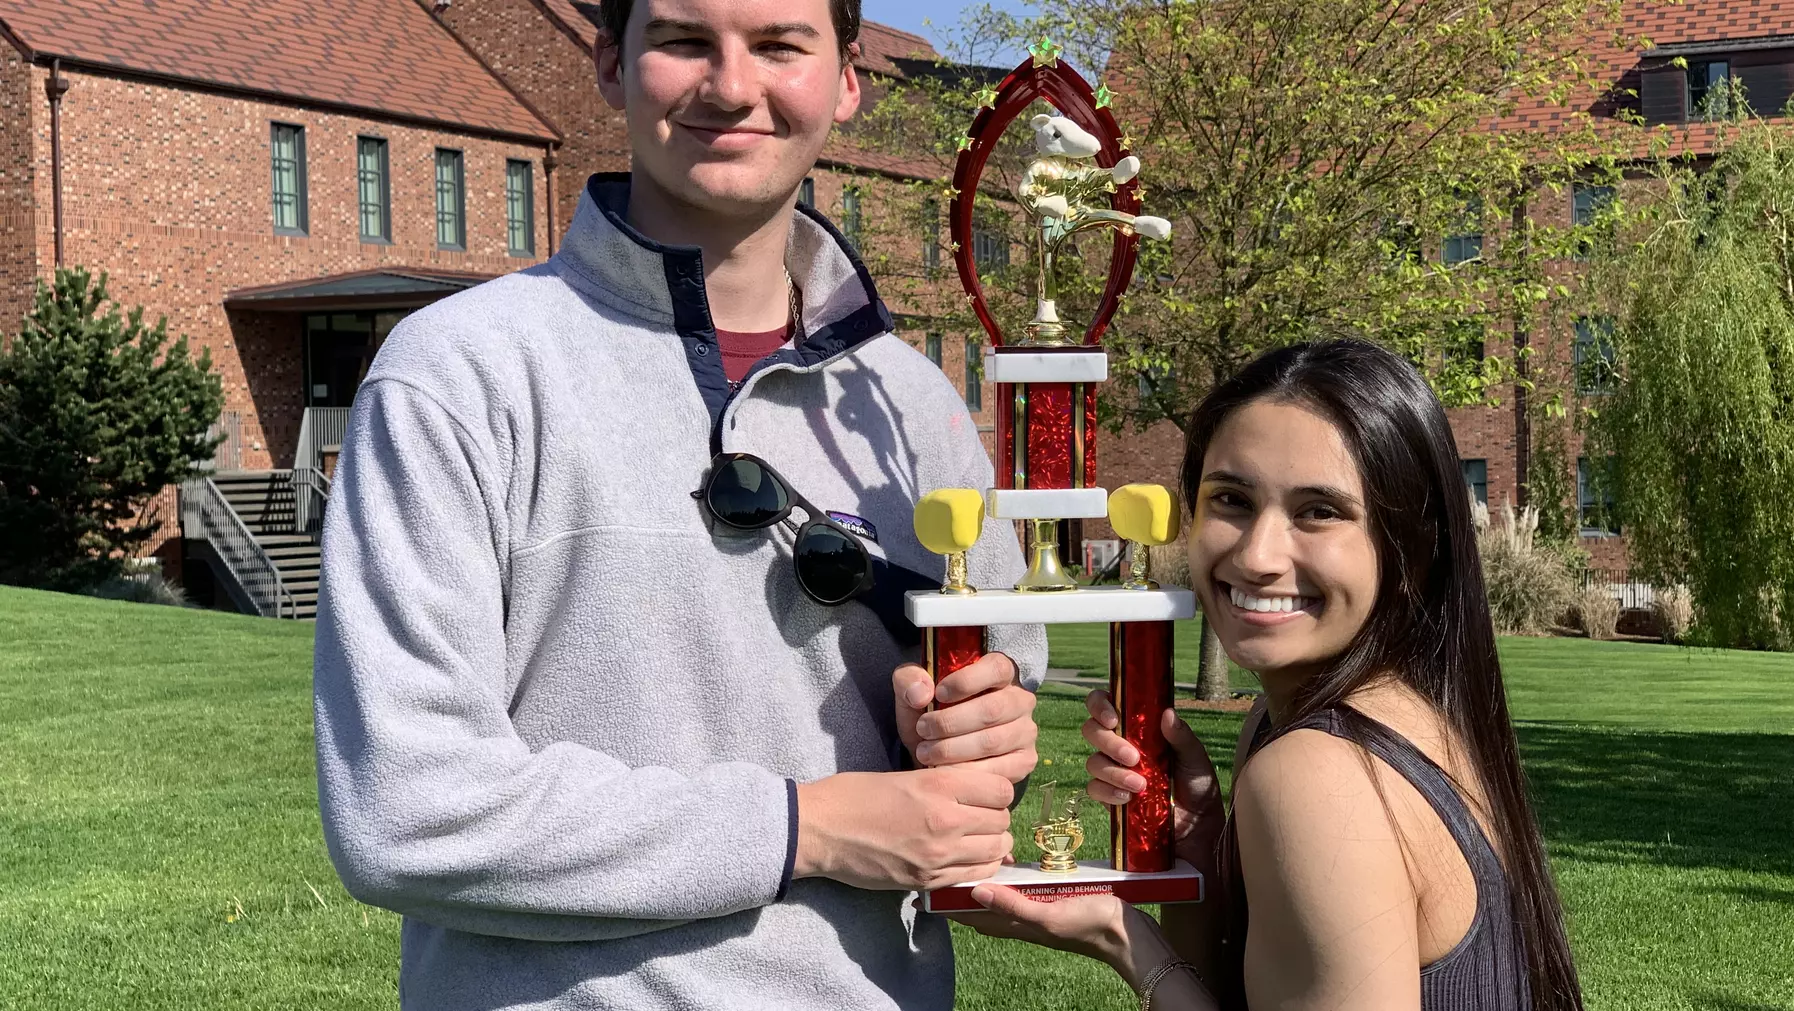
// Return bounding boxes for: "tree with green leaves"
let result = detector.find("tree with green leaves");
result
[0,268,223,591]
[856,0,1631,695]
[1584,117,1794,650]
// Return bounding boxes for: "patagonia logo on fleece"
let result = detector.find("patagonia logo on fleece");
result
[827,511,878,543]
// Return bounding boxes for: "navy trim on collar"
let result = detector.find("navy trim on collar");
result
[583,173,893,453]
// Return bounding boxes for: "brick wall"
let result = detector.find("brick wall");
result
[436,0,632,236]
[5,63,553,556]
[0,44,34,331]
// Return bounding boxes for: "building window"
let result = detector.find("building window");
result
[506,159,535,256]
[1574,316,1617,395]
[964,342,983,410]
[1461,458,1488,507]
[922,198,941,274]
[1688,60,1732,120]
[925,332,943,367]
[799,177,815,207]
[1442,195,1483,265]
[270,123,307,235]
[841,186,862,251]
[436,148,466,250]
[1572,182,1615,259]
[972,225,1009,269]
[1573,183,1615,226]
[357,137,390,243]
[1578,456,1620,535]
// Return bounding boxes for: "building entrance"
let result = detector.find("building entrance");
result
[303,311,408,408]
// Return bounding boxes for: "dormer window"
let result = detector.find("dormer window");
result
[1688,60,1733,119]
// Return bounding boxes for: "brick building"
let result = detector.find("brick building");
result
[0,0,558,613]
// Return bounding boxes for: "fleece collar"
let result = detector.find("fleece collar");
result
[554,173,896,448]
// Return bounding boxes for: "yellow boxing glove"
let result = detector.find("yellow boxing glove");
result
[1109,484,1180,546]
[914,489,985,555]
[915,489,984,594]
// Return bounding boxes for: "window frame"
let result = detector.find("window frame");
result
[922,197,941,275]
[1441,194,1484,266]
[435,147,467,252]
[964,341,983,410]
[356,135,391,244]
[1688,59,1733,121]
[1574,316,1618,395]
[1577,455,1621,536]
[925,332,943,367]
[1461,458,1488,507]
[270,122,309,237]
[971,224,1010,270]
[506,158,536,257]
[841,185,863,252]
[799,177,815,207]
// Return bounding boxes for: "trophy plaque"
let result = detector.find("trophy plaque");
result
[910,43,1203,913]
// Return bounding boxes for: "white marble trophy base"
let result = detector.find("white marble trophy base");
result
[982,349,1110,384]
[923,859,1204,913]
[986,487,1110,519]
[906,585,1196,627]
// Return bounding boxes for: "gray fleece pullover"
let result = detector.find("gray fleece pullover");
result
[313,174,1046,1011]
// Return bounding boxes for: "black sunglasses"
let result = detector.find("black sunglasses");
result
[693,453,875,606]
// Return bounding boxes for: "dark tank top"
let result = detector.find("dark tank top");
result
[1213,707,1531,1010]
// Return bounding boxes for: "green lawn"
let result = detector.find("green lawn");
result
[2,588,1790,1010]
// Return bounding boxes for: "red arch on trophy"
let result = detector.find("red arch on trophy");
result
[949,56,1141,349]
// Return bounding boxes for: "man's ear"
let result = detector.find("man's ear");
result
[833,60,862,124]
[594,29,627,112]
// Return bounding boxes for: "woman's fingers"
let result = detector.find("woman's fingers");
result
[1080,718,1140,766]
[1161,707,1212,766]
[1085,753,1146,794]
[1083,690,1119,729]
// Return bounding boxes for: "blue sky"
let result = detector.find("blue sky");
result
[859,0,1028,66]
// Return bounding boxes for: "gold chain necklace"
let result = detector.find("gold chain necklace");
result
[784,266,804,339]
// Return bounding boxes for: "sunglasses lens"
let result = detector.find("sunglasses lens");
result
[794,524,869,604]
[708,458,789,528]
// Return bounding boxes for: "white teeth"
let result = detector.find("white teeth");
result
[1229,586,1307,613]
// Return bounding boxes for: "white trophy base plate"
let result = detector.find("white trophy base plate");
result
[983,349,1110,384]
[906,585,1197,627]
[924,859,1204,913]
[986,487,1110,520]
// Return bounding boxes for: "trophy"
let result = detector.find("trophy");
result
[911,42,1203,913]
[1031,783,1086,873]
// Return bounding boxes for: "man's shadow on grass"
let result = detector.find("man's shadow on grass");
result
[1514,722,1794,877]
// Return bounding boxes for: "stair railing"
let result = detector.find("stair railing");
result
[180,476,297,618]
[293,407,351,535]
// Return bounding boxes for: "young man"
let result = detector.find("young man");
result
[311,0,1045,1008]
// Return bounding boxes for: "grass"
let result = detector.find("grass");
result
[2,587,1791,1009]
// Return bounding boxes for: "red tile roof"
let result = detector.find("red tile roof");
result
[853,21,939,78]
[0,0,557,142]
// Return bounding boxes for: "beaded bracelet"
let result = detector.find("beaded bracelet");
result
[1138,957,1200,1011]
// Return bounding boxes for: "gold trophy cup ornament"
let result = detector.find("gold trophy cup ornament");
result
[914,489,985,594]
[1031,782,1087,873]
[1109,484,1180,590]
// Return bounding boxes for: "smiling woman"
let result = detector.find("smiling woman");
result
[952,340,1585,1011]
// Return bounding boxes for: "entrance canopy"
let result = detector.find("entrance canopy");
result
[224,268,495,312]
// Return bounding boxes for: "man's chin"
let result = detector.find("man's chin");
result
[661,166,801,218]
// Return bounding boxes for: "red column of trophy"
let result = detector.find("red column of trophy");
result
[907,44,1203,912]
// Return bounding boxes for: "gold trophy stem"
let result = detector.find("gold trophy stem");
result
[1015,518,1077,592]
[1122,539,1158,590]
[940,551,976,595]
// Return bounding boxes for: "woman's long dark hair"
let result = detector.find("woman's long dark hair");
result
[1180,339,1581,1011]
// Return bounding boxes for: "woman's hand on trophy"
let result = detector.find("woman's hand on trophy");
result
[893,653,1040,785]
[794,769,1015,891]
[1082,693,1226,874]
[946,883,1137,970]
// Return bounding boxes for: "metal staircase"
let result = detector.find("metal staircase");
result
[181,470,320,619]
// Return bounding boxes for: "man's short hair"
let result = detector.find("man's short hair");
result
[598,0,863,60]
